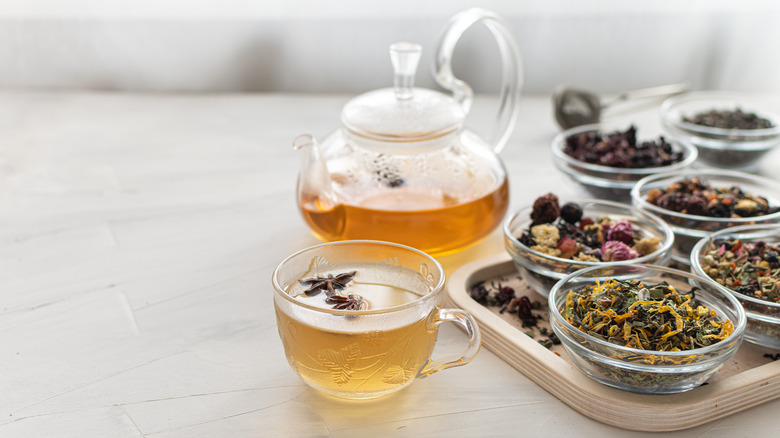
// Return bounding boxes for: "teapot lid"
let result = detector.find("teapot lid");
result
[341,42,465,143]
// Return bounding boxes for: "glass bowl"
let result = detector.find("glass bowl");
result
[631,169,780,266]
[691,224,780,350]
[549,264,746,394]
[503,199,673,298]
[551,122,697,202]
[660,91,780,171]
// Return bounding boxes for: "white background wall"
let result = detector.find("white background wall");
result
[0,0,778,94]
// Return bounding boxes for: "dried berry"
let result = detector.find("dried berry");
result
[560,202,583,224]
[531,193,560,225]
[656,192,708,216]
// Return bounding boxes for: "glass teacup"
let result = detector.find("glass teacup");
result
[272,240,481,399]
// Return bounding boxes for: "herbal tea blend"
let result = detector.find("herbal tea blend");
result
[518,193,660,262]
[647,177,777,218]
[700,239,780,303]
[560,279,734,351]
[684,108,774,130]
[563,125,683,168]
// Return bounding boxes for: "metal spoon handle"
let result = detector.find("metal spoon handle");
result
[604,82,691,107]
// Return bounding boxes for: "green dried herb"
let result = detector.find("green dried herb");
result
[560,278,733,353]
[699,239,780,303]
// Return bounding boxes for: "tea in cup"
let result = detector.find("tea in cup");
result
[272,240,480,399]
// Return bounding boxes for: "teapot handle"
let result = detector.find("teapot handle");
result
[433,8,523,154]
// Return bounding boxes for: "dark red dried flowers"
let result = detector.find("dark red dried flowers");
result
[564,125,683,168]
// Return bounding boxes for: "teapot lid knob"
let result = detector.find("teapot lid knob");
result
[389,42,421,101]
[340,42,465,143]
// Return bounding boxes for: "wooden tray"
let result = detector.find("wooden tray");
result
[444,253,780,432]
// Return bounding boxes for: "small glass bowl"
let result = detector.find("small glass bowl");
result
[503,199,673,298]
[551,122,697,202]
[631,169,780,266]
[691,224,780,350]
[549,264,746,394]
[660,91,780,171]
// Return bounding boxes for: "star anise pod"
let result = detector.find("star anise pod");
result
[326,293,365,311]
[298,271,356,297]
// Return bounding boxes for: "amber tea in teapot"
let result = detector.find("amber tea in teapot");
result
[294,9,522,255]
[299,173,509,256]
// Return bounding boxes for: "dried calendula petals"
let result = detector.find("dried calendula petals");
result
[560,279,733,351]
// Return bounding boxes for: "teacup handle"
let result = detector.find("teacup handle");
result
[433,8,523,154]
[418,308,481,378]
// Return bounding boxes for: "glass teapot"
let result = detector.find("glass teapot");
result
[293,8,522,256]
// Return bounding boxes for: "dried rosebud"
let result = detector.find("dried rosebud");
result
[557,235,579,259]
[560,202,583,224]
[606,220,634,245]
[601,241,639,261]
[531,193,560,225]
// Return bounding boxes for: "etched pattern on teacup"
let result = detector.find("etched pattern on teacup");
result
[363,330,387,346]
[306,255,333,278]
[318,343,361,385]
[383,256,401,267]
[382,357,418,385]
[416,263,436,289]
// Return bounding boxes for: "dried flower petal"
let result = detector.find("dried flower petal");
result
[601,241,639,261]
[606,220,634,245]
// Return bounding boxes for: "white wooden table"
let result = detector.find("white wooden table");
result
[2,91,779,437]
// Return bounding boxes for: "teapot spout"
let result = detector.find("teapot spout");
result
[293,134,340,212]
